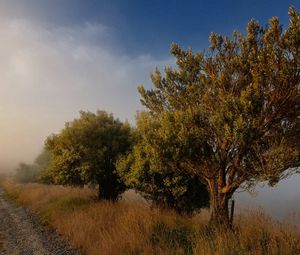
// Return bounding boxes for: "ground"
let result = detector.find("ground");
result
[0,188,77,255]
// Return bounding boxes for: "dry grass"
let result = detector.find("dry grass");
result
[0,233,3,251]
[2,179,300,255]
[193,211,300,255]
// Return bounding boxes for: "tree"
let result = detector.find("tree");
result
[15,162,37,183]
[117,112,209,215]
[34,149,51,172]
[36,149,53,184]
[44,110,132,200]
[15,149,51,183]
[137,7,300,227]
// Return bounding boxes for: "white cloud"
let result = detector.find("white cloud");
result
[0,19,172,170]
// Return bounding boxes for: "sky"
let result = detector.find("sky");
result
[0,0,299,217]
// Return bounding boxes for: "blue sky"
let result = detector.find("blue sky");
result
[1,0,298,57]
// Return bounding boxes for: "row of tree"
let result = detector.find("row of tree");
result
[17,110,209,215]
[16,7,300,227]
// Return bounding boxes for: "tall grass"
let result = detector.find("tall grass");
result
[2,179,300,255]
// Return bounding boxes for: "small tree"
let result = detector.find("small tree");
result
[117,112,209,214]
[45,110,132,200]
[138,7,300,226]
[15,149,51,183]
[15,162,37,183]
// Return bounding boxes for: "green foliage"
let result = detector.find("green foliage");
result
[35,149,51,170]
[137,7,300,226]
[44,110,132,200]
[117,112,209,214]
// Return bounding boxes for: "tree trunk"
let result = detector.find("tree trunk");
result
[209,196,230,227]
[208,181,231,228]
[97,178,119,201]
[98,182,102,200]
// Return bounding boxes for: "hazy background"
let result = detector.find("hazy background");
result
[0,0,299,218]
[0,1,172,171]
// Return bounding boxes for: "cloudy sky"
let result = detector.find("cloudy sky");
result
[0,0,299,217]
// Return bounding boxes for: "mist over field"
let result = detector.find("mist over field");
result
[236,176,300,220]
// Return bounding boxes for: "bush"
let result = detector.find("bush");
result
[117,142,209,215]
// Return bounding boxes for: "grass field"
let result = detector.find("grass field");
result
[2,179,300,255]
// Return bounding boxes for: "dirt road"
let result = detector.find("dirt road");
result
[0,189,77,255]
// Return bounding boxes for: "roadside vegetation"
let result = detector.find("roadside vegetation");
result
[2,179,300,255]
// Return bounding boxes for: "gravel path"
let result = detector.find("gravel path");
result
[0,189,78,255]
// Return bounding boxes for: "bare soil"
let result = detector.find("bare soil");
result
[0,189,78,255]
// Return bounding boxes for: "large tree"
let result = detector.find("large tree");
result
[45,110,132,200]
[137,7,300,226]
[117,112,209,215]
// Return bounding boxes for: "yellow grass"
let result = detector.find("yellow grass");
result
[2,179,300,255]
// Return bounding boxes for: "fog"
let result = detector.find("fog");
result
[0,18,171,172]
[236,175,300,220]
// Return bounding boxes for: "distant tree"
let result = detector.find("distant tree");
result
[44,110,132,200]
[137,7,300,227]
[117,112,209,214]
[15,149,51,183]
[15,162,37,183]
[34,149,51,171]
[35,149,52,184]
